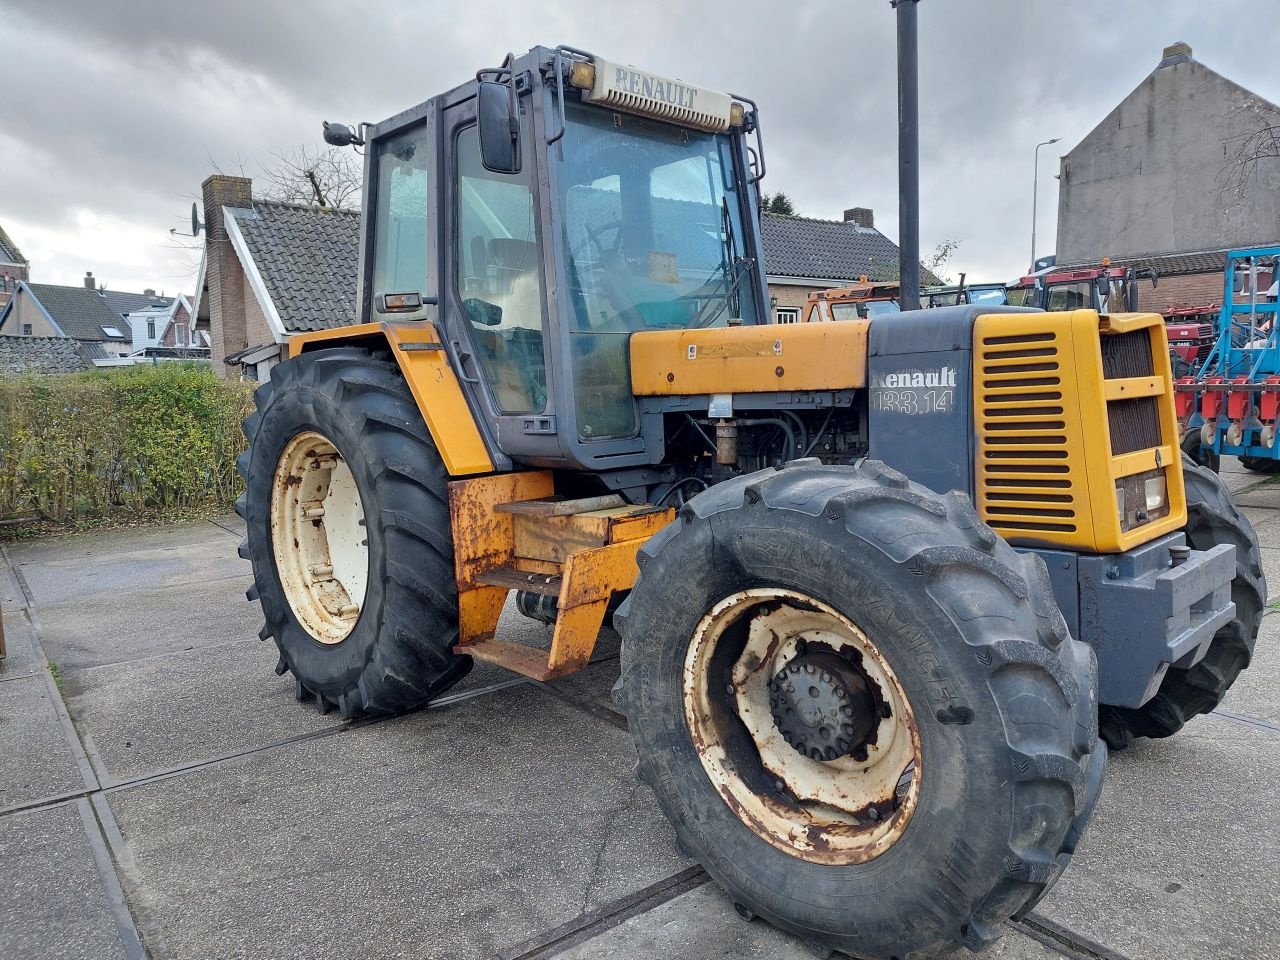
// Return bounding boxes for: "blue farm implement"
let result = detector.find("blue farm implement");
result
[1176,246,1280,472]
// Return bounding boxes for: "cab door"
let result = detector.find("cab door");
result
[438,87,561,464]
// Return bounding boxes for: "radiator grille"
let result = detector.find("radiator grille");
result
[1101,330,1162,459]
[978,332,1078,534]
[1100,330,1154,378]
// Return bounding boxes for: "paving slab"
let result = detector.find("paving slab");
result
[108,683,690,960]
[0,674,87,808]
[0,802,127,960]
[547,653,625,717]
[36,573,264,671]
[556,882,1064,960]
[1218,611,1280,725]
[1226,479,1280,509]
[9,520,242,608]
[1239,505,1280,536]
[0,600,41,681]
[1036,712,1280,960]
[63,639,342,782]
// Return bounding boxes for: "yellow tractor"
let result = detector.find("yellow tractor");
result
[237,45,1261,959]
[802,278,903,322]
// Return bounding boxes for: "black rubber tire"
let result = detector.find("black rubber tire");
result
[237,347,470,718]
[1098,454,1265,749]
[614,459,1100,960]
[1181,427,1220,473]
[1240,455,1280,474]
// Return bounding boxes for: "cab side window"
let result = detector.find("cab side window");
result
[455,122,546,414]
[371,123,431,321]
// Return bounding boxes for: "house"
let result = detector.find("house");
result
[0,335,92,376]
[1054,42,1280,303]
[123,294,203,353]
[0,281,135,358]
[195,175,359,380]
[0,223,29,310]
[761,207,936,322]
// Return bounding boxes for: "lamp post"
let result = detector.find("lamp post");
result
[1031,137,1060,270]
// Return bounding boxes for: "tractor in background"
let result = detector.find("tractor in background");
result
[801,278,901,321]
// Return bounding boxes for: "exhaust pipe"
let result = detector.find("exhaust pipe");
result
[894,0,921,312]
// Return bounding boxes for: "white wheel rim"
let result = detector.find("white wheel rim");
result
[270,431,369,644]
[683,589,922,864]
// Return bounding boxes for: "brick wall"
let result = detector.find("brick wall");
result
[201,175,252,378]
[1137,271,1225,314]
[767,282,822,322]
[243,274,274,347]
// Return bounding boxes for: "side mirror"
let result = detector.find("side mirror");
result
[477,80,520,174]
[322,121,364,147]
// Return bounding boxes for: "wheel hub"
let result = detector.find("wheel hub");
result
[769,651,878,761]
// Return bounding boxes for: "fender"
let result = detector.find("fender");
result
[289,322,494,476]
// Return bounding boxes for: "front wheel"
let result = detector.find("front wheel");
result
[237,348,470,718]
[615,460,1101,960]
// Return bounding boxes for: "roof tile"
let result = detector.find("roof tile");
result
[232,201,361,333]
[0,335,91,375]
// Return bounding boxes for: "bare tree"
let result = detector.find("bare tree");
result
[1221,122,1280,201]
[260,146,363,210]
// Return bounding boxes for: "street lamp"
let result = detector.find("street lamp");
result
[1031,137,1061,270]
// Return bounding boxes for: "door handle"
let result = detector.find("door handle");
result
[450,340,482,384]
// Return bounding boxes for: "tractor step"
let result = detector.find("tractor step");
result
[453,633,568,681]
[448,472,674,681]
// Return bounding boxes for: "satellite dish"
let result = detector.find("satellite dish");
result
[191,202,205,237]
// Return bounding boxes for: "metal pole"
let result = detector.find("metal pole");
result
[893,0,920,312]
[1031,137,1060,270]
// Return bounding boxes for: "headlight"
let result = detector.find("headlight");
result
[1144,475,1168,512]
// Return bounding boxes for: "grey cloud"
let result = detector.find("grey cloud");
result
[2,0,1277,292]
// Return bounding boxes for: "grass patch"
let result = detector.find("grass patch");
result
[48,659,66,699]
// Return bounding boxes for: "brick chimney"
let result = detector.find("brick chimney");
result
[843,207,874,229]
[143,287,156,298]
[84,271,95,289]
[201,175,253,377]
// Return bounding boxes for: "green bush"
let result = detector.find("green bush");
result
[0,364,255,522]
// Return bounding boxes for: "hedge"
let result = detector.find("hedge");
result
[0,364,255,523]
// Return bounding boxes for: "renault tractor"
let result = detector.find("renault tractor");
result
[236,45,1263,960]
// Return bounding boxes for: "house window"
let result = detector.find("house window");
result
[775,307,801,324]
[147,319,156,339]
[22,323,32,336]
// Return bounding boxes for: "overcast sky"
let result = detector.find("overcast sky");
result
[3,0,1278,296]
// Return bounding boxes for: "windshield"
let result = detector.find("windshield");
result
[557,101,757,439]
[967,286,1007,306]
[830,299,900,321]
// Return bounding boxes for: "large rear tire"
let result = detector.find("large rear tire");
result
[1240,455,1280,474]
[615,460,1101,959]
[238,348,470,718]
[1098,455,1264,749]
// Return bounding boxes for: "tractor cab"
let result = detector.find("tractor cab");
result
[351,46,769,473]
[1007,262,1157,313]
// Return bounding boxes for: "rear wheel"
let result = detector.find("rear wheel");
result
[1098,455,1265,749]
[1240,455,1280,474]
[616,460,1101,960]
[238,348,470,717]
[1181,427,1219,472]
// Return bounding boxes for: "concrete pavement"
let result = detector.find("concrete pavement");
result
[1,457,1277,959]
